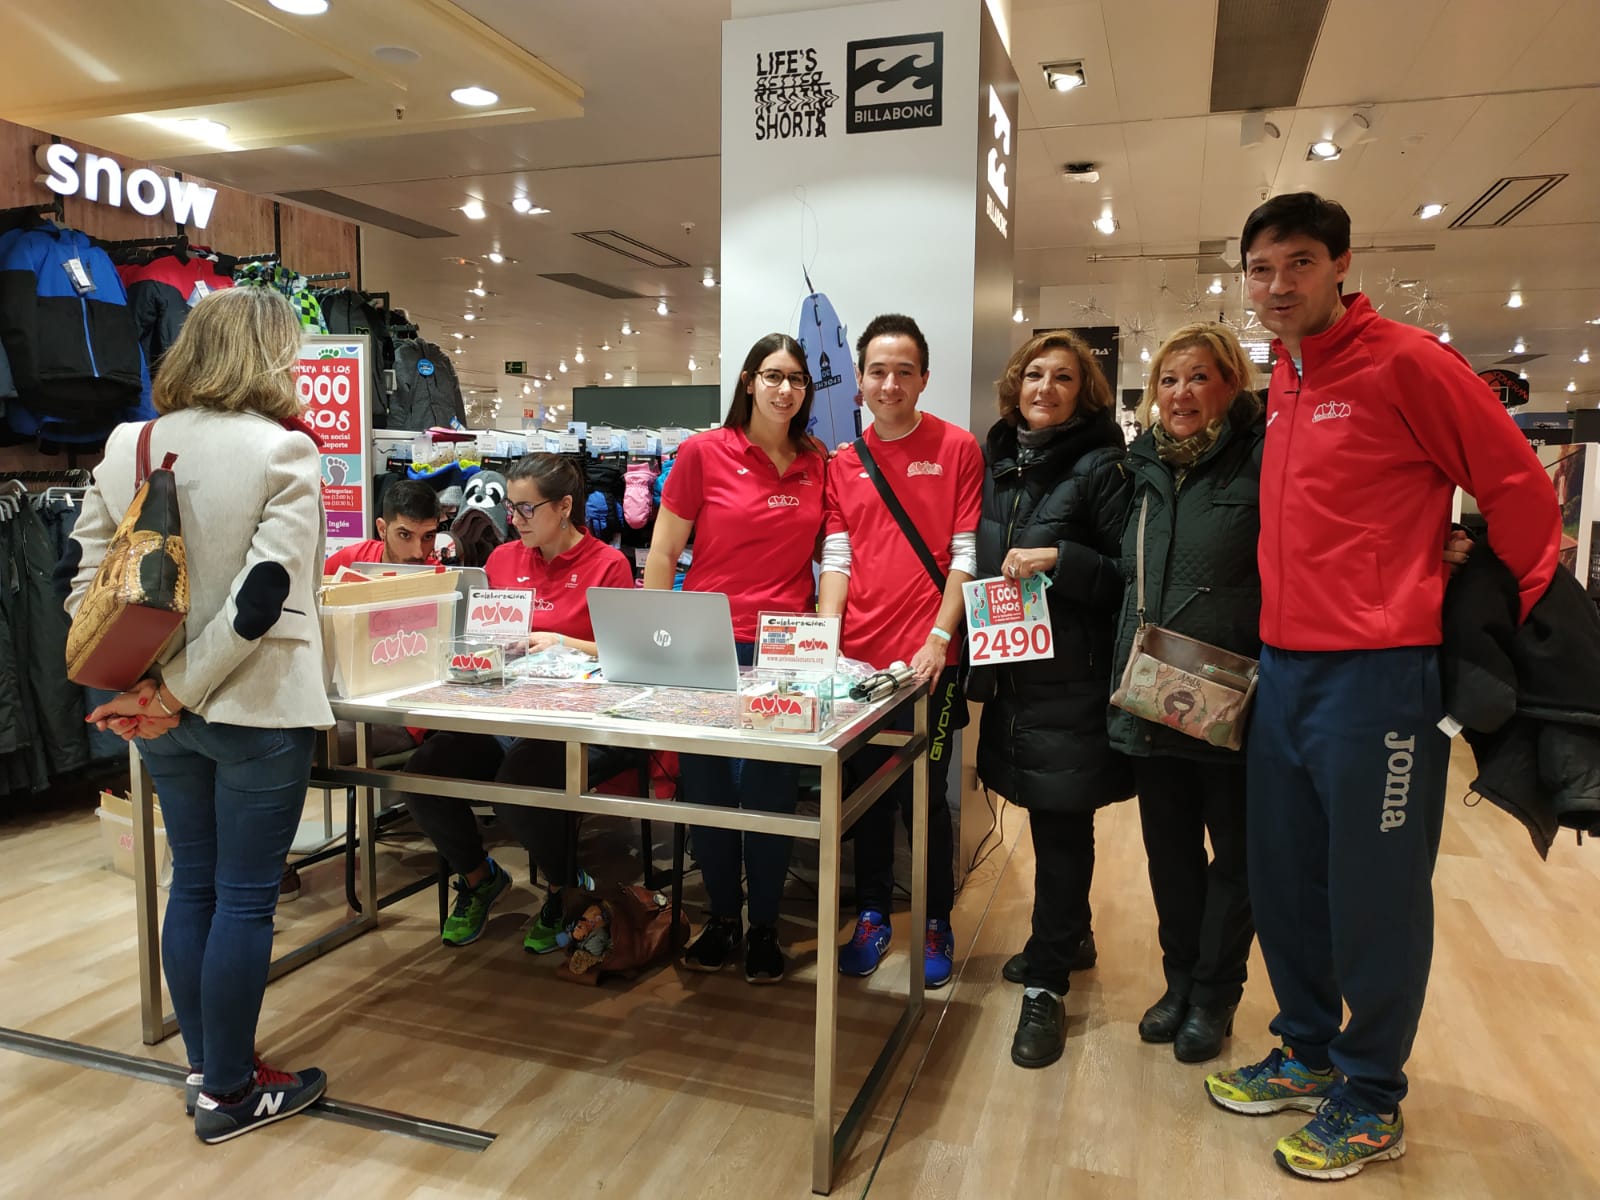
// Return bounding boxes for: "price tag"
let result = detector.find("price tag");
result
[63,257,95,295]
[465,588,532,635]
[626,430,649,453]
[191,279,211,303]
[560,434,580,452]
[962,575,1053,665]
[755,611,840,677]
[660,426,690,451]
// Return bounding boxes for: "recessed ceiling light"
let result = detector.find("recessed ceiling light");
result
[604,372,613,381]
[451,332,464,340]
[1140,346,1151,363]
[1506,290,1524,308]
[463,312,476,322]
[460,200,486,221]
[656,299,669,316]
[574,349,585,364]
[1208,277,1225,295]
[450,86,499,107]
[522,383,531,395]
[371,45,421,64]
[1438,328,1451,344]
[1579,349,1591,364]
[1092,214,1118,235]
[621,320,632,336]
[269,0,328,14]
[558,360,568,373]
[1012,306,1025,324]
[510,197,532,214]
[1042,61,1086,93]
[468,286,486,297]
[486,252,505,264]
[1567,380,1578,392]
[1308,140,1341,160]
[1414,202,1447,220]
[601,340,611,351]
[702,268,716,288]
[1513,337,1526,354]
[545,372,553,381]
[1588,316,1600,325]
[453,347,463,355]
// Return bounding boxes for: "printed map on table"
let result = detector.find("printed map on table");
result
[403,681,645,715]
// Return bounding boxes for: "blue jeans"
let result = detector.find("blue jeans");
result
[137,716,317,1095]
[678,642,799,926]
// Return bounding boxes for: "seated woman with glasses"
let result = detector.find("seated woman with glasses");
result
[643,333,825,984]
[398,453,635,953]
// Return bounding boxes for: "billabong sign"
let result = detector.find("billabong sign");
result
[35,143,218,230]
[846,32,943,134]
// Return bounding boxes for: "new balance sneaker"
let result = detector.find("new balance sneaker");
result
[838,910,891,977]
[1275,1089,1406,1181]
[524,869,596,954]
[682,914,743,972]
[1205,1045,1340,1115]
[744,923,785,985]
[924,918,955,989]
[193,1062,327,1144]
[441,859,511,947]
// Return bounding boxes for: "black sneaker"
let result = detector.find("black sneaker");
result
[681,915,743,972]
[193,1061,327,1144]
[744,924,785,984]
[1011,989,1066,1069]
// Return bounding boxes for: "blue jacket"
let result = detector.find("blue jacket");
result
[0,223,148,429]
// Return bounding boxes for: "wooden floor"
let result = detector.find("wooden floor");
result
[1,741,1598,1199]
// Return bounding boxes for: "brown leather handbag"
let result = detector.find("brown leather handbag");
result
[555,884,690,986]
[65,421,189,692]
[1110,494,1258,751]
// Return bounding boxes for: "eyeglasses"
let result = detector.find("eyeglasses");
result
[755,368,810,390]
[505,498,555,521]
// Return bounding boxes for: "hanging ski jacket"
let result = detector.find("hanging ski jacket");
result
[389,338,466,430]
[317,288,391,427]
[121,251,234,372]
[232,262,328,332]
[0,222,144,420]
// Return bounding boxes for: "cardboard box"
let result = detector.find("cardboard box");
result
[97,791,171,888]
[320,570,461,698]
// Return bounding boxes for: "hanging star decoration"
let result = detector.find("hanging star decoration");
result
[1179,286,1206,313]
[1403,286,1446,323]
[1119,312,1156,345]
[1155,262,1173,298]
[1071,294,1110,321]
[1382,268,1408,294]
[1222,309,1263,335]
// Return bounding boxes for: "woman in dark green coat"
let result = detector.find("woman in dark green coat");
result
[1109,322,1265,1065]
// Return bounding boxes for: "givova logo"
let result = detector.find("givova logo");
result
[846,32,943,134]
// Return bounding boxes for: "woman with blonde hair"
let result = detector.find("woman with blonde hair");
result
[973,329,1134,1069]
[68,286,333,1142]
[1108,321,1265,1064]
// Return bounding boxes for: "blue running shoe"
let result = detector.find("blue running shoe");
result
[924,918,954,989]
[838,910,891,976]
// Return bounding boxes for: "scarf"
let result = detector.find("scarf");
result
[1016,413,1085,464]
[1152,417,1225,467]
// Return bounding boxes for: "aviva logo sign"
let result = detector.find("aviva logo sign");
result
[35,143,219,230]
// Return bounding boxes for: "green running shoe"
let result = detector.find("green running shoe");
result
[524,869,595,955]
[1204,1045,1339,1115]
[441,859,511,946]
[1275,1089,1405,1181]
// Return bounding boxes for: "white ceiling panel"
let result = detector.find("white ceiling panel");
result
[1101,0,1216,124]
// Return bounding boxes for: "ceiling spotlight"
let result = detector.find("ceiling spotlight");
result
[1140,346,1151,363]
[1415,202,1447,220]
[1012,306,1026,324]
[604,372,614,381]
[656,298,669,316]
[463,312,476,322]
[486,252,505,265]
[468,286,486,297]
[601,340,611,351]
[1506,290,1524,308]
[522,383,531,395]
[1568,381,1578,393]
[451,332,464,340]
[1579,349,1591,364]
[558,360,568,373]
[1308,140,1341,161]
[460,200,486,221]
[1588,317,1600,325]
[688,356,698,372]
[1208,277,1225,296]
[453,347,463,355]
[1307,111,1372,161]
[702,268,716,288]
[1092,214,1118,235]
[545,372,553,381]
[450,86,499,107]
[1239,112,1281,147]
[1438,328,1452,344]
[621,319,632,336]
[1042,61,1086,93]
[1513,338,1526,354]
[574,349,585,364]
[534,379,542,388]
[269,0,329,13]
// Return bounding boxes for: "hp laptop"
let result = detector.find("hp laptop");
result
[587,588,741,691]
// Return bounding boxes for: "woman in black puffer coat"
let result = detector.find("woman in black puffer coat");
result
[973,329,1134,1071]
[1107,322,1265,1066]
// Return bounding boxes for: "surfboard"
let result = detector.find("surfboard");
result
[797,291,859,449]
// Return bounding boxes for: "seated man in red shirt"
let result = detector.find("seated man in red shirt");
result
[323,480,440,574]
[395,454,635,953]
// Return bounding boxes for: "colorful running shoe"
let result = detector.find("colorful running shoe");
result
[524,869,595,954]
[923,918,954,989]
[441,859,511,946]
[1275,1089,1406,1180]
[1204,1045,1340,1115]
[838,910,891,977]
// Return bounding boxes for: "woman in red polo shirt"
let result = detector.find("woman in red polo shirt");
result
[400,453,634,954]
[643,332,826,984]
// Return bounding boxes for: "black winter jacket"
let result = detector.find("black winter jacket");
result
[1108,394,1266,760]
[1441,542,1600,857]
[973,409,1135,813]
[389,339,466,431]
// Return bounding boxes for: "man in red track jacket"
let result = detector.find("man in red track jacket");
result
[1203,193,1559,1183]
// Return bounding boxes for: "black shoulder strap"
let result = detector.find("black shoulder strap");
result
[853,435,946,597]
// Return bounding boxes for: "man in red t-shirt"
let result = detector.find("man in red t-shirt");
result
[323,480,440,574]
[819,314,984,990]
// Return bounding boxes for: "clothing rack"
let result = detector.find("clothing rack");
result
[233,251,281,265]
[305,271,351,284]
[5,468,92,487]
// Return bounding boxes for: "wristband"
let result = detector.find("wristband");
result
[928,626,952,643]
[153,687,178,716]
